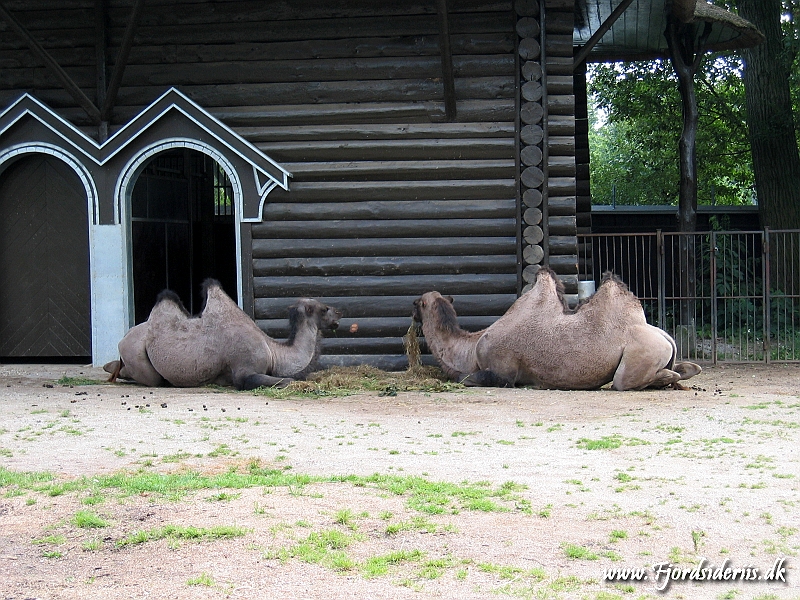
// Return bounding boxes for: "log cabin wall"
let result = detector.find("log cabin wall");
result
[0,0,567,368]
[245,1,520,369]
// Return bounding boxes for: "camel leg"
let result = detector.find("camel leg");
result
[674,361,702,380]
[233,370,293,391]
[611,335,679,391]
[462,370,514,387]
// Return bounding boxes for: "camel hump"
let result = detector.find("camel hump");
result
[155,289,190,316]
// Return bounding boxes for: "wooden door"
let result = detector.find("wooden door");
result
[0,155,91,358]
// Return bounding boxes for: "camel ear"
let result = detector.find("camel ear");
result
[445,295,454,304]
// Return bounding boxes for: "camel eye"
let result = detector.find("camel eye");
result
[421,301,426,308]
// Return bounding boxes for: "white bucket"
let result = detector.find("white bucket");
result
[577,280,596,301]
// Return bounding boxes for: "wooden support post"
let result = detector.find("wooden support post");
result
[435,0,457,121]
[101,0,146,122]
[0,0,101,124]
[95,0,108,142]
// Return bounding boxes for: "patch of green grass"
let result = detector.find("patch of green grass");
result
[82,538,103,552]
[477,562,547,581]
[72,510,110,529]
[206,491,241,502]
[577,435,650,450]
[32,533,67,546]
[385,516,439,535]
[609,530,628,542]
[562,543,599,560]
[116,524,249,548]
[270,529,361,571]
[362,549,425,578]
[187,572,215,587]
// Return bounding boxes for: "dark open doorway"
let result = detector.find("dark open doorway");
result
[131,149,237,323]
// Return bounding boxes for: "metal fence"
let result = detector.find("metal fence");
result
[577,229,800,363]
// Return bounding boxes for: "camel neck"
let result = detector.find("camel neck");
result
[268,322,321,377]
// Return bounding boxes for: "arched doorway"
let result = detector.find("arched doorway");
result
[0,154,91,359]
[130,149,237,323]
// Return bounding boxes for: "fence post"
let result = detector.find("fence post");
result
[763,227,771,364]
[710,230,717,365]
[657,229,665,330]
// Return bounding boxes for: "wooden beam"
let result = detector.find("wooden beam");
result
[0,0,101,124]
[573,0,635,69]
[95,0,108,141]
[435,0,457,121]
[101,0,145,122]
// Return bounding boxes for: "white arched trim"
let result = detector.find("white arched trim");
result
[0,143,99,224]
[115,139,245,327]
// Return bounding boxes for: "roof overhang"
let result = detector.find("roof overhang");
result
[575,0,765,62]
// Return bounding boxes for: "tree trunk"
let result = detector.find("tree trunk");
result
[736,0,800,231]
[665,16,711,335]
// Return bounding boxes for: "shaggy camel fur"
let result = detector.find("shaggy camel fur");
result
[104,280,341,390]
[413,267,702,390]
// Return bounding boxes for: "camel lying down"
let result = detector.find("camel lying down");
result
[104,280,341,390]
[413,267,701,391]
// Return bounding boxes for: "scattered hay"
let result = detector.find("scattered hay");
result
[403,321,422,369]
[252,365,461,398]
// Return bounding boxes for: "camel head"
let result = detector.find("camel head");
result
[412,292,457,331]
[288,298,342,332]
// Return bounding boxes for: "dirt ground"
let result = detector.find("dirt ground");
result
[1,362,799,600]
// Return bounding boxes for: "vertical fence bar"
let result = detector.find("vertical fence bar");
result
[710,230,717,365]
[763,228,771,363]
[657,230,665,330]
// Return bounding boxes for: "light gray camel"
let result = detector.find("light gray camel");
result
[104,280,341,390]
[412,267,701,390]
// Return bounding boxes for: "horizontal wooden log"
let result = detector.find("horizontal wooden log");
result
[283,159,515,181]
[255,293,518,319]
[518,38,540,60]
[548,215,576,235]
[256,138,514,162]
[545,56,573,76]
[546,75,573,95]
[521,264,541,283]
[548,255,578,274]
[547,196,576,216]
[257,315,498,340]
[520,101,543,125]
[266,179,516,202]
[318,354,424,370]
[253,274,517,297]
[547,177,576,196]
[48,98,516,127]
[548,135,575,154]
[521,80,543,102]
[252,255,516,277]
[545,35,574,58]
[548,235,578,254]
[545,9,575,34]
[547,94,575,116]
[238,122,515,142]
[251,236,518,259]
[547,155,576,176]
[548,115,575,136]
[251,218,516,240]
[129,12,515,47]
[520,166,544,188]
[262,199,516,221]
[122,55,514,87]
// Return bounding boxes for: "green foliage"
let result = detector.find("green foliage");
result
[588,57,755,206]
